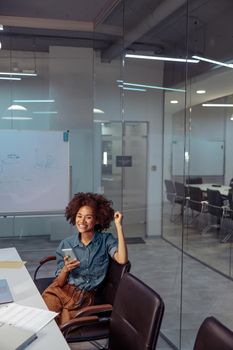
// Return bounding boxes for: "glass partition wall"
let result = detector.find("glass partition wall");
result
[1,0,233,349]
[162,0,233,348]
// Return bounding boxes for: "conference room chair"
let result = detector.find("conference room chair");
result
[193,316,233,350]
[187,186,207,228]
[186,177,203,185]
[164,179,181,222]
[34,255,131,341]
[174,181,190,219]
[229,178,233,188]
[60,273,165,350]
[202,188,228,236]
[221,188,233,243]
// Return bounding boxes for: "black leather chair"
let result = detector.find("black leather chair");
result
[61,273,165,350]
[193,316,233,350]
[33,255,131,337]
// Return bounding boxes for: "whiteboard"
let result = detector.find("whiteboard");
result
[0,130,69,214]
[172,138,224,176]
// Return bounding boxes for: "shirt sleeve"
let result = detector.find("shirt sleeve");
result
[106,233,118,258]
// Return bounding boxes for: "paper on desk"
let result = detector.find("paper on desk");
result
[0,303,58,333]
[0,261,26,268]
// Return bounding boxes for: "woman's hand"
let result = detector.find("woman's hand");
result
[113,211,128,264]
[63,256,80,273]
[114,211,123,226]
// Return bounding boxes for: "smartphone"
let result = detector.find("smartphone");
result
[61,248,76,261]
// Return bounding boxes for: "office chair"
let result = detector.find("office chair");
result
[202,189,227,236]
[193,316,233,350]
[186,177,203,185]
[164,179,179,222]
[33,255,131,344]
[187,186,207,227]
[221,188,233,243]
[174,181,189,220]
[61,273,165,350]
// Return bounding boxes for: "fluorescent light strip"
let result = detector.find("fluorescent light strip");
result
[192,55,233,69]
[118,85,146,91]
[125,54,199,63]
[0,77,21,80]
[116,81,185,92]
[202,103,233,107]
[196,90,206,94]
[13,99,55,103]
[2,116,32,120]
[0,72,37,76]
[33,111,58,114]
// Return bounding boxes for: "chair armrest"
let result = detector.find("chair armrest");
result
[33,255,56,281]
[60,315,99,337]
[74,303,113,318]
[39,255,56,265]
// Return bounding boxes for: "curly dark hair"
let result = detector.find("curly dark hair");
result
[65,192,114,232]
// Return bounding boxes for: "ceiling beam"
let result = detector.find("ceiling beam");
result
[101,0,187,61]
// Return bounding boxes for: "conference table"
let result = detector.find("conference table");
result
[0,247,70,350]
[189,183,231,197]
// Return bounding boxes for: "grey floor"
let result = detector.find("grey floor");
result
[2,213,233,350]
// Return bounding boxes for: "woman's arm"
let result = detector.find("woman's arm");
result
[113,211,128,264]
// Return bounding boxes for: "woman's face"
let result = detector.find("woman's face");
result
[75,205,96,234]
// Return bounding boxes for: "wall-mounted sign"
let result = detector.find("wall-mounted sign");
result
[116,155,132,167]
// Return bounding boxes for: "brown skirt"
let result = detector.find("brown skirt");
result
[42,279,95,326]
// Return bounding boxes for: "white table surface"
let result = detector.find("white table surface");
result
[188,183,231,196]
[0,247,70,350]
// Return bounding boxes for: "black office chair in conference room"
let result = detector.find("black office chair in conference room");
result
[174,181,189,219]
[186,177,203,185]
[229,178,233,188]
[60,273,165,350]
[221,188,233,243]
[164,179,181,222]
[202,188,228,236]
[187,186,208,228]
[193,316,233,350]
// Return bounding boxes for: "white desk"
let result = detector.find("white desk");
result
[0,247,70,350]
[189,184,231,197]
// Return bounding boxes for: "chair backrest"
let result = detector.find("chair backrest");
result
[164,179,176,203]
[175,181,187,201]
[108,273,164,350]
[193,316,233,350]
[206,189,223,218]
[186,177,203,185]
[188,186,204,212]
[229,178,233,188]
[94,259,131,305]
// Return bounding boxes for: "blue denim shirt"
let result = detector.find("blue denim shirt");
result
[55,231,117,291]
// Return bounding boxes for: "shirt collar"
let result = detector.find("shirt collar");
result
[73,231,100,247]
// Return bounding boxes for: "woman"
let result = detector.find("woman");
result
[42,192,128,325]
